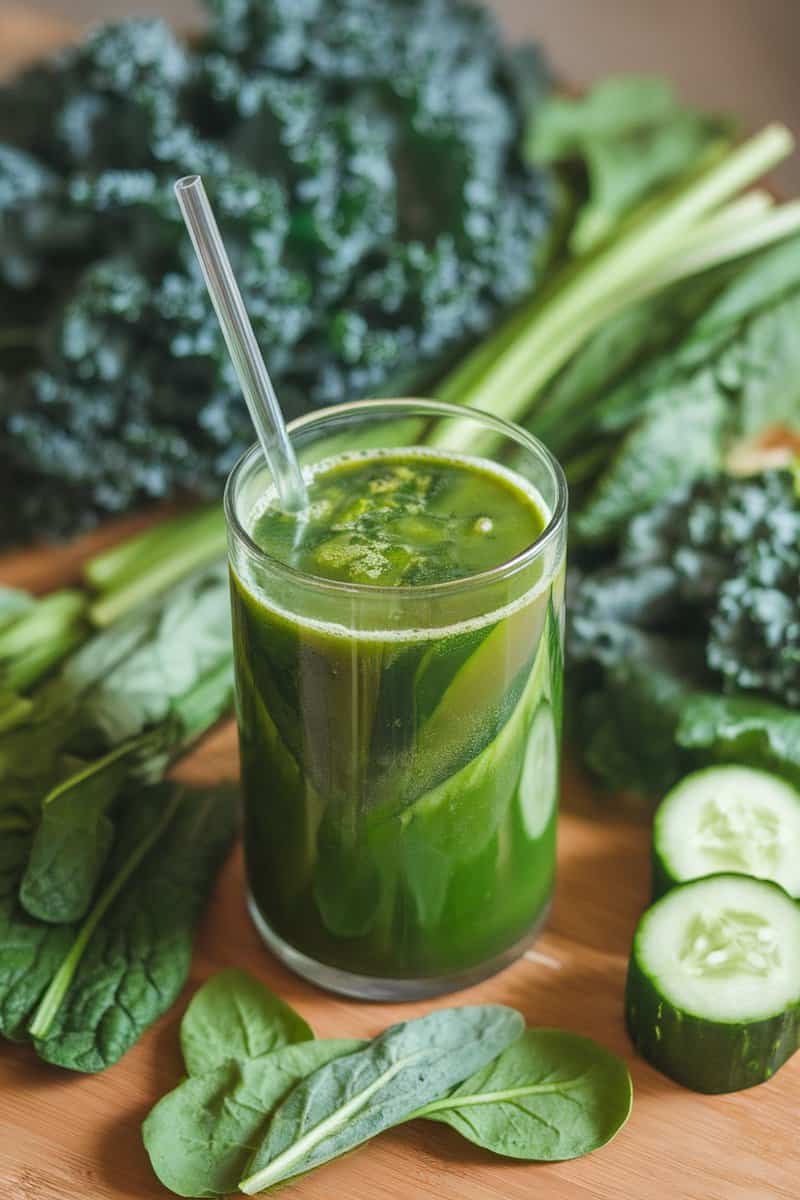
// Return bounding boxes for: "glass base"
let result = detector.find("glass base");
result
[247,891,552,1001]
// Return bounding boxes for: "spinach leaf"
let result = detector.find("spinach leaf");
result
[239,1005,524,1193]
[18,731,162,924]
[143,1040,363,1198]
[414,1028,632,1160]
[80,563,232,745]
[180,968,313,1077]
[29,782,237,1072]
[0,828,75,1040]
[677,693,800,789]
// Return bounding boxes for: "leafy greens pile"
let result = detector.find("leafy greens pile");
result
[558,234,800,547]
[0,0,553,542]
[0,563,238,1071]
[445,77,800,803]
[569,468,800,797]
[1,781,236,1072]
[143,968,632,1195]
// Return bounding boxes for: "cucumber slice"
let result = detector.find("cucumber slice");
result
[517,703,558,838]
[626,873,800,1093]
[653,766,800,900]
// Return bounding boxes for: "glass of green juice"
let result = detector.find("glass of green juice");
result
[224,398,567,999]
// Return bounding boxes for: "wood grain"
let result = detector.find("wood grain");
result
[1,519,799,1200]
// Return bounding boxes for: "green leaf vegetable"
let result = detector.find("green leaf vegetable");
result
[0,828,76,1040]
[26,782,237,1072]
[0,562,233,922]
[528,76,731,254]
[146,1041,365,1198]
[145,970,360,1198]
[143,970,631,1196]
[568,468,800,795]
[180,967,313,1077]
[18,730,165,923]
[239,1005,525,1192]
[0,0,553,543]
[414,1028,632,1160]
[569,238,800,544]
[433,122,799,456]
[677,694,800,790]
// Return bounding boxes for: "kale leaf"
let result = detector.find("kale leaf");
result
[0,1,553,542]
[568,468,800,794]
[676,693,800,789]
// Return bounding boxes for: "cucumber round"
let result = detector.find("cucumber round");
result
[626,873,800,1093]
[653,766,800,900]
[517,703,558,838]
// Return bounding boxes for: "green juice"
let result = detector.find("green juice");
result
[231,448,563,988]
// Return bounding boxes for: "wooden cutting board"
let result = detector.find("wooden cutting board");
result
[1,516,799,1200]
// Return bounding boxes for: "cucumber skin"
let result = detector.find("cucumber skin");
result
[650,845,680,902]
[625,928,800,1095]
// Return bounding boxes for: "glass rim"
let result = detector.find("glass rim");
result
[223,397,568,601]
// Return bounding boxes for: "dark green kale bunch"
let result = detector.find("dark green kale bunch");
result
[570,468,800,733]
[0,1,552,542]
[627,470,800,706]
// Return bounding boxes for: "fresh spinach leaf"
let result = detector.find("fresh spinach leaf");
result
[143,1040,363,1198]
[29,782,237,1072]
[180,968,313,1077]
[18,731,162,924]
[239,1005,524,1193]
[0,827,75,1040]
[80,564,232,745]
[414,1028,632,1160]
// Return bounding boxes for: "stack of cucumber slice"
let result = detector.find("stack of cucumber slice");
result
[625,766,800,1093]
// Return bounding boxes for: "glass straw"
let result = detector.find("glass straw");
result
[174,175,307,512]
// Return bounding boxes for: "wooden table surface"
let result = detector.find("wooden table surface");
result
[1,516,799,1200]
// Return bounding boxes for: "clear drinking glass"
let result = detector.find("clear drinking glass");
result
[225,398,567,999]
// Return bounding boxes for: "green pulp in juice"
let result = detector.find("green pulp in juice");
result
[250,450,545,585]
[232,449,563,981]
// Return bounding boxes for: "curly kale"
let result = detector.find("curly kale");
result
[571,469,800,715]
[0,2,553,541]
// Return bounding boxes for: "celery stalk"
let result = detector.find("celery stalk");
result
[430,125,794,449]
[88,506,227,627]
[84,510,202,592]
